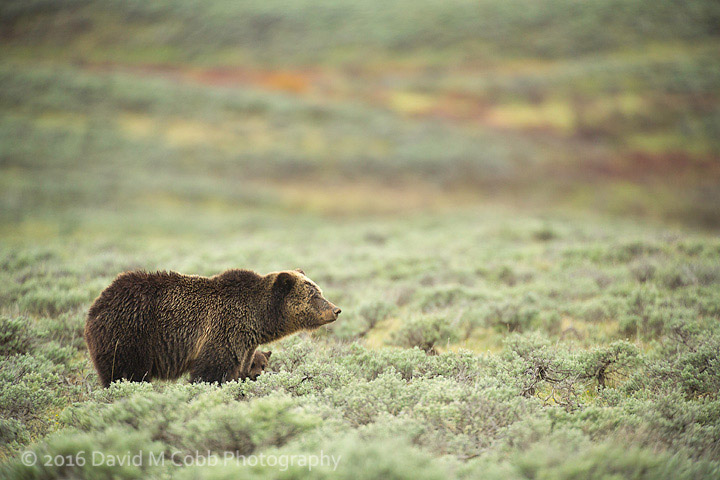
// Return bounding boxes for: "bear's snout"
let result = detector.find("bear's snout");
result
[324,302,341,323]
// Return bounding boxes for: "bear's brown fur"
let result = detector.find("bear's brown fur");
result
[248,350,271,381]
[84,269,340,387]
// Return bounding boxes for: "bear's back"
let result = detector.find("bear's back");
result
[88,270,197,320]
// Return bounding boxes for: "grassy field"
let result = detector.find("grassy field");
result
[1,0,720,478]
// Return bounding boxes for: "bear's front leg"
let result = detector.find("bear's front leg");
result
[190,347,240,384]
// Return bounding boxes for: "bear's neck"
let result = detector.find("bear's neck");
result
[215,271,300,346]
[258,301,298,345]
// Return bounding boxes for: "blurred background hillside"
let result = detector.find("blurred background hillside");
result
[2,0,719,228]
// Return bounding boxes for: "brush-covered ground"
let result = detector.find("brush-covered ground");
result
[2,203,720,479]
[1,0,720,478]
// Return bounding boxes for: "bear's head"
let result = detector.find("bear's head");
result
[249,350,271,381]
[271,268,341,334]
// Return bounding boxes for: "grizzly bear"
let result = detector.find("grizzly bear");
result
[248,350,272,381]
[84,269,340,387]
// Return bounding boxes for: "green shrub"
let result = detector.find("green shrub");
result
[61,387,319,457]
[177,433,455,480]
[510,437,717,480]
[17,286,90,316]
[622,393,720,460]
[485,297,540,334]
[630,259,657,283]
[0,317,34,356]
[1,428,165,480]
[333,300,396,340]
[175,395,320,455]
[533,225,558,242]
[492,265,534,287]
[417,285,479,312]
[628,326,720,399]
[36,313,87,351]
[576,341,639,389]
[0,417,30,448]
[659,261,720,290]
[390,314,460,353]
[0,354,67,422]
[501,333,569,399]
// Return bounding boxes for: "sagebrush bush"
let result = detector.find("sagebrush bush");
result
[0,417,30,449]
[176,433,456,480]
[333,299,396,339]
[485,297,541,333]
[576,341,639,388]
[60,387,319,457]
[36,313,87,351]
[390,314,461,353]
[625,326,720,400]
[503,436,717,480]
[0,317,34,356]
[174,395,320,455]
[1,428,165,480]
[0,354,68,422]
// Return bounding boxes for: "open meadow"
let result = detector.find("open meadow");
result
[1,1,720,478]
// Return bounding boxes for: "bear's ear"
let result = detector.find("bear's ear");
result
[295,268,305,275]
[264,351,272,358]
[274,272,295,297]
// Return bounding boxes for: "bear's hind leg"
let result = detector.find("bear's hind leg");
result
[95,346,152,387]
[89,352,112,388]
